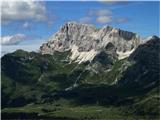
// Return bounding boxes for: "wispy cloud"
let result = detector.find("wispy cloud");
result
[22,22,32,29]
[1,34,27,45]
[96,9,112,16]
[94,9,112,24]
[79,8,129,25]
[79,17,92,24]
[97,16,112,24]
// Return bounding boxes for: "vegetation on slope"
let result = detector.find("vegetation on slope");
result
[1,48,160,120]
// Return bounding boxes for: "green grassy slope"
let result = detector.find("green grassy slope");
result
[1,49,160,120]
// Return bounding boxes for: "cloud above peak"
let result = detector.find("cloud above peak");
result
[88,9,112,16]
[95,9,113,24]
[1,34,27,45]
[1,0,49,25]
[96,9,112,16]
[79,8,129,25]
[97,16,112,24]
[79,17,92,24]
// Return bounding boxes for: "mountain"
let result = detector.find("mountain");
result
[40,22,141,63]
[118,35,160,89]
[1,22,160,120]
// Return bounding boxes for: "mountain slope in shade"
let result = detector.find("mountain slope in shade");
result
[118,35,160,89]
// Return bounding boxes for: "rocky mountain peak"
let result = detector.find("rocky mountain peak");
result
[148,35,159,41]
[40,22,141,63]
[143,35,159,42]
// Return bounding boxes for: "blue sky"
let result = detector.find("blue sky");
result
[1,1,160,55]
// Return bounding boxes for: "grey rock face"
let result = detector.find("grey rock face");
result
[40,22,141,63]
[91,42,118,71]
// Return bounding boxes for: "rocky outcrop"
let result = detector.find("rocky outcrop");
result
[40,22,141,63]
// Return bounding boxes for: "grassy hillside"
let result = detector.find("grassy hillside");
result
[1,49,160,119]
[2,86,159,120]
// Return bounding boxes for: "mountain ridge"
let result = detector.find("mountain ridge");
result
[40,22,141,63]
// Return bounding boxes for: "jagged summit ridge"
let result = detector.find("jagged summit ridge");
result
[40,22,141,63]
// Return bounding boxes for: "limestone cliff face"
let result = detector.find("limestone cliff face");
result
[40,22,141,63]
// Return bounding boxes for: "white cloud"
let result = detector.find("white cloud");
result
[95,9,113,24]
[86,9,129,24]
[1,0,48,24]
[87,9,113,24]
[22,22,31,29]
[1,34,27,45]
[97,16,112,24]
[79,17,92,24]
[88,9,112,16]
[96,9,112,16]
